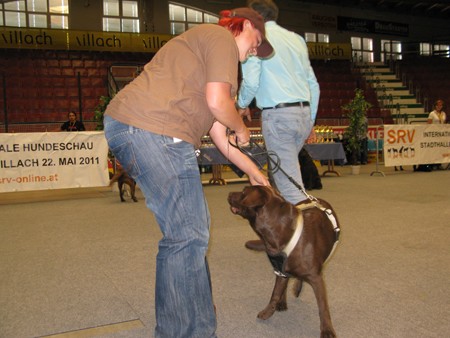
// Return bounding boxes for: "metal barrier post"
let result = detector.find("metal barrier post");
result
[370,125,385,176]
[2,73,8,133]
[77,72,83,122]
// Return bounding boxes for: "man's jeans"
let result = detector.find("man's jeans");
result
[104,116,217,338]
[262,106,313,204]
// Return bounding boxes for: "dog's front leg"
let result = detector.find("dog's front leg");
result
[119,183,126,202]
[309,275,336,338]
[258,276,289,320]
[131,185,138,202]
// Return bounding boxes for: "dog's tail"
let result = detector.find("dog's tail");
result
[109,171,124,186]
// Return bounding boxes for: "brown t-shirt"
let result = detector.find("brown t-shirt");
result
[105,24,239,148]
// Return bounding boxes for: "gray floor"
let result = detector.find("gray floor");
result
[1,163,449,338]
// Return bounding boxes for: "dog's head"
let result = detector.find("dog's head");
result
[228,185,299,252]
[227,185,289,220]
[228,186,271,219]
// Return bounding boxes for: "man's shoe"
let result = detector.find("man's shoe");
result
[245,239,266,251]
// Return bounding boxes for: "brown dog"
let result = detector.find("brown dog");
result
[109,170,138,202]
[228,185,339,338]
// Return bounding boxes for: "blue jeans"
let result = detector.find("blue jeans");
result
[104,116,217,338]
[262,106,313,204]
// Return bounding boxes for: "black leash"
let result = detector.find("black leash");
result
[226,129,315,202]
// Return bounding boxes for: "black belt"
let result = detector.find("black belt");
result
[262,101,310,110]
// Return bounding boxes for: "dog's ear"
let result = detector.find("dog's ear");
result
[240,186,270,209]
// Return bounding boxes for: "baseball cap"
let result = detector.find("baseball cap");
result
[221,8,274,58]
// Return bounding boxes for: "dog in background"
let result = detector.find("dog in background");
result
[228,185,339,338]
[109,169,138,202]
[299,147,322,190]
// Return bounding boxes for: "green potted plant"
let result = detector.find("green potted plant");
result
[342,89,371,173]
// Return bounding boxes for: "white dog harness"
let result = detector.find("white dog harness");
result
[267,202,340,278]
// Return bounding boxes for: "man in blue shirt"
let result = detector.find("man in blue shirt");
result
[237,0,320,250]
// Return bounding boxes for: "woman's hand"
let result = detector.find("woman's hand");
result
[248,170,270,186]
[228,128,250,147]
[209,121,270,187]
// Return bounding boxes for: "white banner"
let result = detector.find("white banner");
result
[0,132,109,193]
[384,124,450,167]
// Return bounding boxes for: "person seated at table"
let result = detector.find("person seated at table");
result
[61,111,86,132]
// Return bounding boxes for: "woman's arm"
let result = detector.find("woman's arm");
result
[209,121,269,186]
[206,81,250,146]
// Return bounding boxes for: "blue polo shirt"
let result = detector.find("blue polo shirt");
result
[238,21,320,121]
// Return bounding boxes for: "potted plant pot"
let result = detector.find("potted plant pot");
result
[351,164,361,175]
